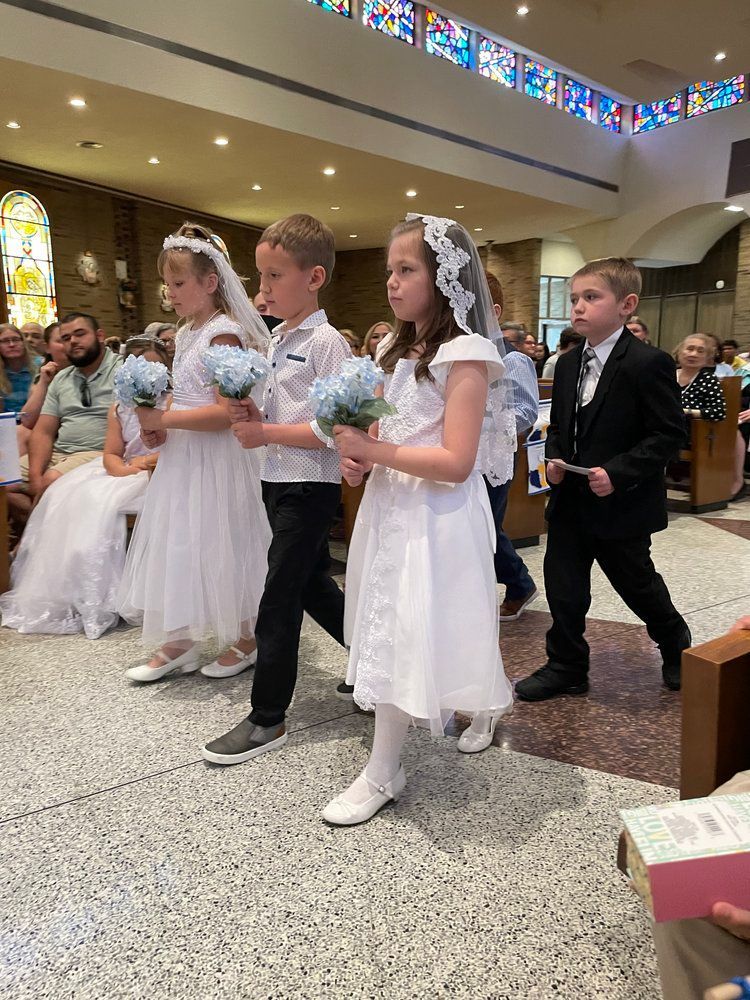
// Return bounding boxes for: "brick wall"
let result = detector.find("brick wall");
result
[734,219,750,346]
[481,238,542,332]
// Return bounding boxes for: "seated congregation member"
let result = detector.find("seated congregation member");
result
[542,326,583,379]
[703,331,735,377]
[521,332,538,361]
[532,340,549,377]
[626,315,650,344]
[144,322,177,369]
[516,257,690,702]
[5,312,122,529]
[0,340,167,639]
[16,322,70,454]
[21,321,46,364]
[674,334,727,439]
[0,323,38,416]
[722,338,748,372]
[361,321,393,360]
[339,327,362,356]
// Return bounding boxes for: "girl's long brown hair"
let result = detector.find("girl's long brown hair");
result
[378,218,465,382]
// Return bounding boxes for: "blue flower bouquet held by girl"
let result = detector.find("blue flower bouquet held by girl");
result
[203,345,271,399]
[309,355,396,438]
[113,354,170,408]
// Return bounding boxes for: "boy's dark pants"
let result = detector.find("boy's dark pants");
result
[250,481,345,727]
[544,509,687,680]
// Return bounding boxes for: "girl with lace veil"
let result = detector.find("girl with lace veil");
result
[117,222,271,681]
[322,214,515,827]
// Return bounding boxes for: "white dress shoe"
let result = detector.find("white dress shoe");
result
[125,646,200,682]
[457,702,514,754]
[201,646,258,679]
[322,765,407,826]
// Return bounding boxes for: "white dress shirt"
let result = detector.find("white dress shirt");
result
[261,308,352,484]
[579,327,624,407]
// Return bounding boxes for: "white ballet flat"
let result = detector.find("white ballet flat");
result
[322,765,407,826]
[125,646,200,683]
[201,646,258,679]
[457,702,514,754]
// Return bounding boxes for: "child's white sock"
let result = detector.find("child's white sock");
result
[337,704,410,806]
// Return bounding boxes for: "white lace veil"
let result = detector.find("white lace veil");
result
[162,234,270,353]
[406,214,517,484]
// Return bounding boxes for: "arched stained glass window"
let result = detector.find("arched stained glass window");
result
[1,190,58,328]
[363,1,414,43]
[425,10,471,68]
[525,60,557,105]
[599,95,622,133]
[687,75,745,118]
[307,0,350,14]
[564,79,593,120]
[633,93,681,133]
[478,37,516,89]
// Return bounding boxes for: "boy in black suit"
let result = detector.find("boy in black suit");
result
[516,258,690,701]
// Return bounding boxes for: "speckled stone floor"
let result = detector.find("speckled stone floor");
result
[2,504,749,999]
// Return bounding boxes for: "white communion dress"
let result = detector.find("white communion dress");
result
[344,334,514,735]
[117,314,270,648]
[0,406,159,639]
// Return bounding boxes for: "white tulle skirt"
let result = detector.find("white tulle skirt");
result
[1,458,149,639]
[344,466,513,736]
[117,418,270,649]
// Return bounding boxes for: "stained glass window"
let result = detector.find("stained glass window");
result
[564,78,593,120]
[363,1,414,43]
[478,37,516,89]
[425,10,471,69]
[524,60,557,105]
[1,191,58,329]
[599,95,622,133]
[687,75,745,118]
[633,93,681,133]
[306,0,350,14]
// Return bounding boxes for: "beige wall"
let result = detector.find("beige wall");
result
[734,219,750,346]
[482,239,542,332]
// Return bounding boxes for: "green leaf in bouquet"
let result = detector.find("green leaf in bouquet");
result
[350,398,397,429]
[133,393,158,408]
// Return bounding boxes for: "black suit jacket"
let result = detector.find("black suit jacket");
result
[545,329,684,539]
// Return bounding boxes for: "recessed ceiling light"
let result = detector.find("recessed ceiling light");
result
[251,184,262,191]
[715,51,727,62]
[406,189,418,198]
[323,166,336,176]
[69,98,87,108]
[148,157,160,165]
[330,205,341,210]
[454,204,465,209]
[517,5,529,15]
[349,233,358,238]
[6,120,20,129]
[76,140,103,149]
[214,137,229,146]
[474,227,484,232]
[725,204,744,212]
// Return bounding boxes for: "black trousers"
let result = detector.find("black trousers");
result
[543,516,687,680]
[250,481,345,727]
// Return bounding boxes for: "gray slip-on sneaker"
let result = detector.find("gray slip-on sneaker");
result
[202,718,287,765]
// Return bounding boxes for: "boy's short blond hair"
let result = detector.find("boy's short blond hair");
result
[258,214,336,288]
[573,257,642,301]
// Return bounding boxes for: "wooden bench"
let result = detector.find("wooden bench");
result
[667,376,741,514]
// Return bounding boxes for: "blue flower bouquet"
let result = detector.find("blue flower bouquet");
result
[203,345,271,399]
[310,356,396,438]
[113,354,170,408]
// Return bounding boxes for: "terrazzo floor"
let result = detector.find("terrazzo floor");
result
[3,502,749,999]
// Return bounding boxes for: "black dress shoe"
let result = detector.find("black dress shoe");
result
[515,665,589,702]
[660,626,692,692]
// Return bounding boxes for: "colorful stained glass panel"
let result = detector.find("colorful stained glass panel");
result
[687,75,745,117]
[1,191,58,328]
[363,1,414,43]
[425,10,471,68]
[478,37,516,89]
[306,0,350,14]
[524,59,557,105]
[633,93,681,133]
[599,95,622,133]
[564,78,593,120]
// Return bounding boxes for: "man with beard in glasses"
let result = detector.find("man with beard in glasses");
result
[9,313,122,525]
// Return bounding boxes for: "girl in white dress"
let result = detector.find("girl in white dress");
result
[117,223,271,681]
[0,340,166,639]
[323,215,516,826]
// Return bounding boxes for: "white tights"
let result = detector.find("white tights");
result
[339,704,411,806]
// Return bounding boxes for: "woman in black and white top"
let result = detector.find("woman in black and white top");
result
[673,334,726,444]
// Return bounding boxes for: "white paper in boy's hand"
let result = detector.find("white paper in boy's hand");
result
[546,458,592,476]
